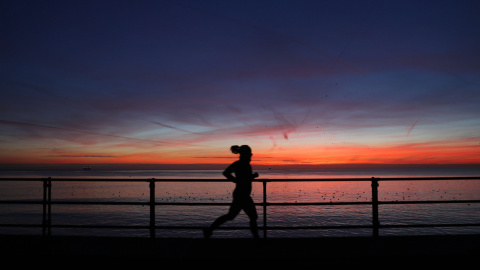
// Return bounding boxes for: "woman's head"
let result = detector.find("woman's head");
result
[230,145,252,160]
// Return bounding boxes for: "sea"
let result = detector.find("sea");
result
[1,167,480,238]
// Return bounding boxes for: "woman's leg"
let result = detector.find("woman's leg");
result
[242,197,259,239]
[204,200,241,238]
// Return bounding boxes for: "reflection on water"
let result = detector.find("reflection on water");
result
[1,168,480,237]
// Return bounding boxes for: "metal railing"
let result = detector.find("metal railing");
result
[1,177,480,238]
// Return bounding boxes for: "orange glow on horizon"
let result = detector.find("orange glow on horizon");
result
[2,138,479,168]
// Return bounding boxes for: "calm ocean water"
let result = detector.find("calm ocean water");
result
[1,167,480,238]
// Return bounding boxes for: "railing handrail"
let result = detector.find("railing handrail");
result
[2,176,479,182]
[1,176,480,238]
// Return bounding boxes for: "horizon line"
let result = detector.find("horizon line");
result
[1,163,479,171]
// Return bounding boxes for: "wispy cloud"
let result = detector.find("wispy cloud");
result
[150,121,202,135]
[0,119,169,146]
[45,155,118,158]
[407,120,419,137]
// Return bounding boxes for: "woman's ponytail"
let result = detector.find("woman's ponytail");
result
[230,145,240,154]
[230,145,251,155]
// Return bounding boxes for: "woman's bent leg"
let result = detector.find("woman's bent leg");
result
[204,201,241,238]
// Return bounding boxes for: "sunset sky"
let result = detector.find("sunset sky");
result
[1,0,480,168]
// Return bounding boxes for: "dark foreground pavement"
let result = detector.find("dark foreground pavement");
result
[1,234,479,264]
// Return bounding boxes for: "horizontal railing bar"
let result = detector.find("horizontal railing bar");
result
[48,224,150,229]
[263,201,372,206]
[0,224,151,229]
[1,178,370,182]
[0,200,149,205]
[379,200,480,205]
[0,200,44,204]
[0,178,154,182]
[0,201,370,207]
[261,225,373,230]
[50,201,148,206]
[4,223,479,230]
[153,225,374,230]
[0,224,43,228]
[157,202,372,206]
[368,176,480,181]
[0,200,371,206]
[257,179,373,182]
[0,224,377,230]
[60,223,480,230]
[2,200,480,206]
[4,224,264,230]
[379,223,480,228]
[0,178,234,182]
[156,202,234,206]
[154,224,480,230]
[2,176,479,182]
[260,177,480,181]
[48,202,235,206]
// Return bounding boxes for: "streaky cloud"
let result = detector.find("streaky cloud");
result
[0,119,169,146]
[407,120,419,137]
[151,121,202,135]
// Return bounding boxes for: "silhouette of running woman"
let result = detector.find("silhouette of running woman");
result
[203,145,259,239]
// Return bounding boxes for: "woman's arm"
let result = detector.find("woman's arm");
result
[223,163,236,181]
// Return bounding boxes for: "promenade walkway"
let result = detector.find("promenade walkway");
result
[1,234,479,263]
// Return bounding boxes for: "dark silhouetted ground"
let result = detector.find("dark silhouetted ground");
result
[1,234,479,264]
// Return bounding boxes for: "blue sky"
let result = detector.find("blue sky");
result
[1,0,480,166]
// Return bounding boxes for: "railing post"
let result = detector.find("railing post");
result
[48,177,51,236]
[42,179,47,236]
[371,177,379,238]
[42,177,52,237]
[263,180,267,239]
[149,179,156,239]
